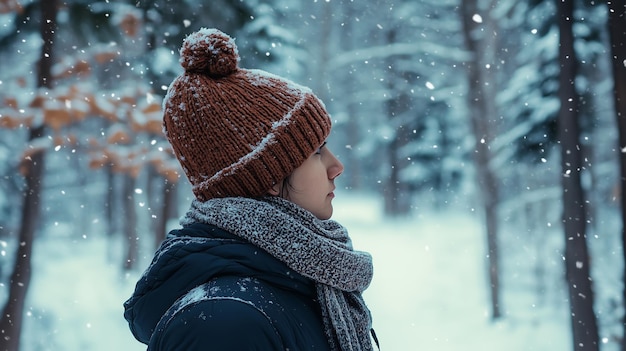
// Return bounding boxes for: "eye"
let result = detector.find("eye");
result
[315,141,327,155]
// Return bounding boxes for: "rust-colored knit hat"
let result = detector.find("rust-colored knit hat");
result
[163,28,331,201]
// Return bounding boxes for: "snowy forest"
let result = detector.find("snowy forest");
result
[0,0,625,350]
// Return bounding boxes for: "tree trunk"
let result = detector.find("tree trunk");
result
[105,164,116,262]
[339,1,361,191]
[384,122,412,216]
[123,174,139,270]
[460,0,501,319]
[382,28,412,216]
[0,1,57,349]
[606,1,626,350]
[556,1,599,350]
[154,179,177,249]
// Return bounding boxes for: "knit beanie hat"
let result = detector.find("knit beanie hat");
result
[163,28,332,201]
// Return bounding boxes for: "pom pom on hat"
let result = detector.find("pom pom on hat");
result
[163,28,332,201]
[179,28,240,77]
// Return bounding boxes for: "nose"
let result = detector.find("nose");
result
[326,150,344,180]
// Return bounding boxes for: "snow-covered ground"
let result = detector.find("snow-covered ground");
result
[334,193,570,351]
[19,192,573,350]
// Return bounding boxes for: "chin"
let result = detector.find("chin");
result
[318,207,333,220]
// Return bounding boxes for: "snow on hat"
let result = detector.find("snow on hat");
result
[163,28,331,201]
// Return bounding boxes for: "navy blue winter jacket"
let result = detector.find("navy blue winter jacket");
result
[124,222,331,350]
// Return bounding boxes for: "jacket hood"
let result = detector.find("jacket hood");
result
[123,223,315,344]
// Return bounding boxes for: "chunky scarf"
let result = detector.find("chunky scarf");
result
[180,196,375,351]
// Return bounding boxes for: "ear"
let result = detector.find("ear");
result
[267,183,281,196]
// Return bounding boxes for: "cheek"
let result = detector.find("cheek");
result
[302,163,327,186]
[288,162,326,196]
[291,159,318,181]
[291,170,317,192]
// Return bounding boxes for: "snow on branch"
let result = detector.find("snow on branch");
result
[328,42,470,71]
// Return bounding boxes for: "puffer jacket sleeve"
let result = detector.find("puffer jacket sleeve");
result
[150,298,285,351]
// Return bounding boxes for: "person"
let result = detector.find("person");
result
[123,28,377,351]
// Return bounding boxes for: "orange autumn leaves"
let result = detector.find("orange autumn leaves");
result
[1,59,178,181]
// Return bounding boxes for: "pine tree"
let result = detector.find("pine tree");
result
[556,0,599,349]
[460,0,502,319]
[606,1,626,350]
[0,2,57,349]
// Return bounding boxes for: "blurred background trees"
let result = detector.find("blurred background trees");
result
[0,0,623,350]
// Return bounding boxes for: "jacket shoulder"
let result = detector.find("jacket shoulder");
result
[148,276,285,350]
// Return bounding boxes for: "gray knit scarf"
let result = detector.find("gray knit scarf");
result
[180,196,375,351]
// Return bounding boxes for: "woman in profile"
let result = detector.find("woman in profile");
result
[123,28,377,351]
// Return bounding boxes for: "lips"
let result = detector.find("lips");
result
[328,187,336,198]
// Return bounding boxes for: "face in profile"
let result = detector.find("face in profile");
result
[270,142,344,220]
